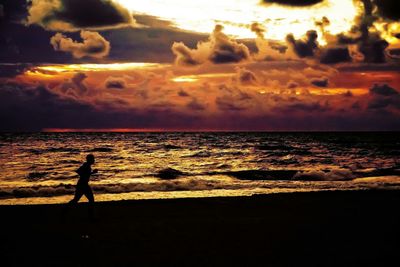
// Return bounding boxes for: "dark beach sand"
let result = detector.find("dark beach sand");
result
[1,190,400,267]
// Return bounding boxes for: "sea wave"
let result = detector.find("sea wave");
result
[0,179,237,199]
[1,174,400,200]
[208,167,400,181]
[221,170,298,180]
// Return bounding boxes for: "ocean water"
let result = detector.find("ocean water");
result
[0,132,399,204]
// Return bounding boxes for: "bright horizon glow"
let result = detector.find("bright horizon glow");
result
[43,128,170,132]
[171,73,234,83]
[32,63,169,73]
[42,128,258,133]
[117,0,359,43]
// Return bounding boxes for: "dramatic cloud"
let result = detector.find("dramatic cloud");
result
[178,89,190,97]
[0,83,94,131]
[56,72,88,98]
[250,22,288,60]
[50,31,110,58]
[172,25,250,66]
[262,0,324,6]
[27,0,135,31]
[171,42,201,66]
[286,30,319,58]
[368,83,400,110]
[2,61,400,131]
[1,0,400,132]
[235,67,258,85]
[278,101,330,113]
[209,25,251,63]
[310,77,329,87]
[374,0,400,21]
[320,47,351,64]
[370,84,399,96]
[105,77,126,89]
[334,0,390,63]
[0,64,30,78]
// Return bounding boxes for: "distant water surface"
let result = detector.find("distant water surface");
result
[0,132,399,204]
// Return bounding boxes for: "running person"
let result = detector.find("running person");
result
[68,154,98,218]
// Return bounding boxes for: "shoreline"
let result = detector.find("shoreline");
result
[1,189,400,266]
[1,174,400,205]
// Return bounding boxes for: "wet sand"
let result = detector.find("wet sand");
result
[1,190,400,267]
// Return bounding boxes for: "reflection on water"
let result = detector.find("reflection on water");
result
[0,132,399,204]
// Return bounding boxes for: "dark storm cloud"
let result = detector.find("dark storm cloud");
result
[178,89,190,97]
[50,31,110,58]
[107,27,207,63]
[310,77,329,87]
[286,30,319,58]
[0,83,93,131]
[334,0,390,63]
[1,0,211,64]
[320,47,351,64]
[357,38,389,64]
[373,0,400,21]
[370,84,399,96]
[262,0,324,7]
[1,15,208,64]
[0,21,72,63]
[209,25,251,64]
[0,64,30,78]
[278,101,330,113]
[27,0,135,31]
[105,77,126,89]
[367,84,400,111]
[314,17,354,65]
[0,83,204,131]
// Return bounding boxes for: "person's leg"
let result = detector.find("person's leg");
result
[84,186,95,220]
[63,185,84,220]
[69,186,84,204]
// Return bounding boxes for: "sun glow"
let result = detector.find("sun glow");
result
[31,63,168,73]
[171,73,234,83]
[23,62,169,78]
[117,0,358,43]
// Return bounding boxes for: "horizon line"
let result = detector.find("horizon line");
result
[21,128,399,133]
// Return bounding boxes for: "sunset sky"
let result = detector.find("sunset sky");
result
[0,0,399,131]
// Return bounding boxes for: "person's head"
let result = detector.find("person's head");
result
[86,154,95,165]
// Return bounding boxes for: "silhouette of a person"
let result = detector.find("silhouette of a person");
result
[68,154,98,218]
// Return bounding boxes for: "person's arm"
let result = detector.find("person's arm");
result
[76,165,84,176]
[91,169,98,175]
